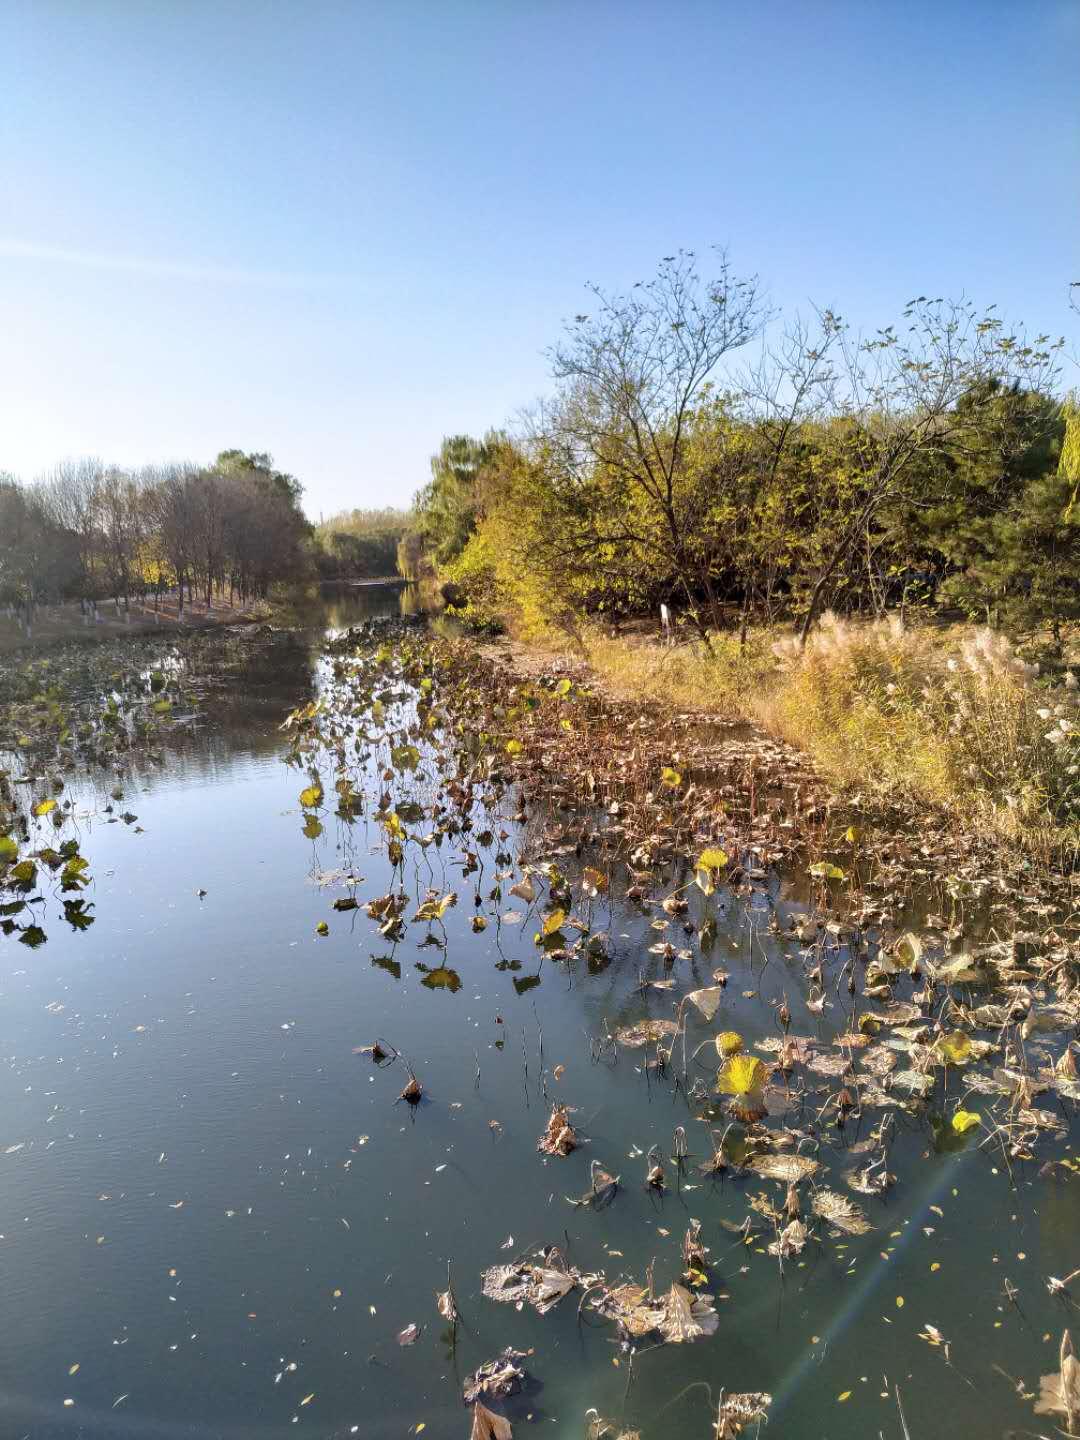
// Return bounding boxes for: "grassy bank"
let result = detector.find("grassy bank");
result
[518,614,1080,863]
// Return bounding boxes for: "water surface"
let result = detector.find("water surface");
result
[1,586,1076,1440]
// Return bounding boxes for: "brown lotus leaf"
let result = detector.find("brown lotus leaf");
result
[715,1392,772,1438]
[811,1188,872,1235]
[615,1018,679,1047]
[537,1104,578,1157]
[463,1348,529,1405]
[746,1152,819,1184]
[470,1402,512,1440]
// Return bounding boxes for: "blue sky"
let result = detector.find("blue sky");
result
[2,0,1078,517]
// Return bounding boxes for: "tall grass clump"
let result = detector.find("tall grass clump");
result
[766,613,1080,855]
[584,628,773,716]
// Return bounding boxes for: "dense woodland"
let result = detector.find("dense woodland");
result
[0,450,410,616]
[409,255,1080,652]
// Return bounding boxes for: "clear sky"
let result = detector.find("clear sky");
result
[2,0,1078,518]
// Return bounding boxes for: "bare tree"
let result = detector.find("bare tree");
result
[541,249,767,642]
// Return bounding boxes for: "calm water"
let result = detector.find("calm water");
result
[1,586,1076,1440]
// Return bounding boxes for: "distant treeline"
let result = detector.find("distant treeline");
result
[405,252,1080,648]
[0,450,414,612]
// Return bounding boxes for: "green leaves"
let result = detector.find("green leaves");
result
[0,835,17,863]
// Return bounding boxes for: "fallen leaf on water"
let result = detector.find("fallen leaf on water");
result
[398,1323,420,1345]
[470,1401,512,1440]
[463,1347,529,1404]
[537,1104,577,1157]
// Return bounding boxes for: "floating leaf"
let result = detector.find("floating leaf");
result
[683,986,724,1022]
[582,867,608,897]
[894,932,922,971]
[616,1019,679,1047]
[659,767,682,789]
[812,1189,872,1235]
[505,739,523,756]
[537,1105,577,1156]
[716,1054,767,1096]
[935,1030,972,1065]
[470,1402,512,1440]
[747,1153,819,1183]
[299,784,323,809]
[541,908,566,937]
[714,1030,745,1058]
[33,798,57,817]
[950,1109,980,1134]
[808,861,846,882]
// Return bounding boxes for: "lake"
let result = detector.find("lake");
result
[0,584,1076,1440]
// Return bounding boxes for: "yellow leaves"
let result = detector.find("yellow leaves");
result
[697,847,729,871]
[505,739,523,756]
[694,846,728,894]
[893,932,922,971]
[951,1109,981,1134]
[896,1295,905,1308]
[659,766,682,789]
[714,1030,744,1059]
[582,867,608,897]
[808,860,846,881]
[837,1390,852,1403]
[716,1053,767,1096]
[414,892,458,922]
[33,798,57,817]
[935,1030,973,1065]
[298,784,323,809]
[541,909,566,936]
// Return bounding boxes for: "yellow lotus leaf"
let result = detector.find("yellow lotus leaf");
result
[542,909,567,936]
[660,767,682,789]
[505,738,523,756]
[695,847,729,895]
[936,1030,972,1065]
[715,1030,744,1058]
[717,1054,768,1096]
[951,1109,980,1134]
